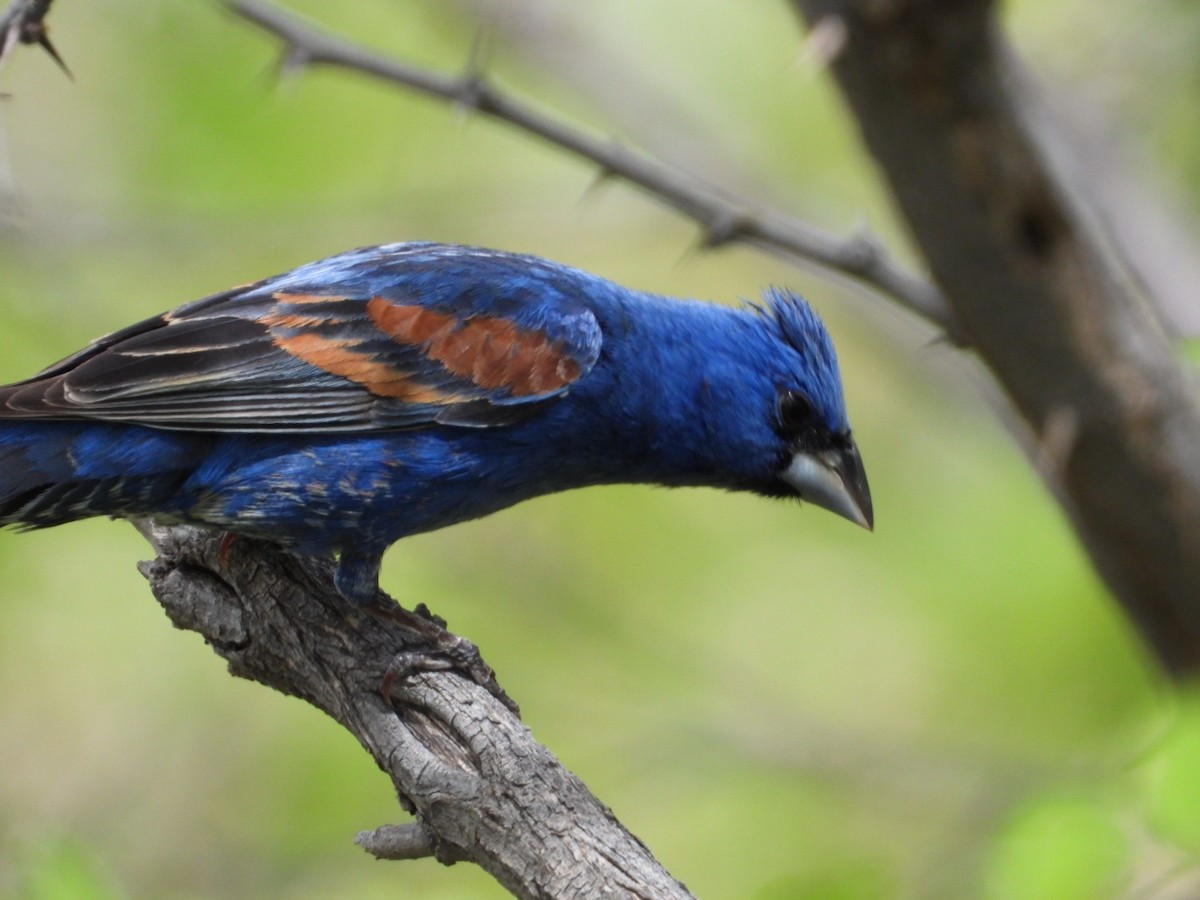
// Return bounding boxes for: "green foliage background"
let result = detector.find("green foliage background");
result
[0,2,1195,897]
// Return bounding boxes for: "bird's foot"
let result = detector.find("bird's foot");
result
[370,600,519,716]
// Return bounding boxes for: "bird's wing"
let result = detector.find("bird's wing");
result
[0,245,604,432]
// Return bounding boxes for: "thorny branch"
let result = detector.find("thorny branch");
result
[217,0,1200,674]
[0,0,69,77]
[223,0,956,337]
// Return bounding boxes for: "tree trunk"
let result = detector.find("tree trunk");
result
[791,0,1200,674]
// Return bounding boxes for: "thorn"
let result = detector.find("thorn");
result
[263,46,310,97]
[841,225,883,269]
[0,2,70,80]
[33,30,69,79]
[580,154,619,199]
[699,212,751,250]
[453,29,494,122]
[451,71,487,122]
[671,236,703,269]
[278,45,310,77]
[466,25,493,83]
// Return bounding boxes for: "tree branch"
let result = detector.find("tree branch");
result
[222,0,955,336]
[355,823,442,862]
[0,0,69,77]
[135,521,694,900]
[788,0,1200,674]
[220,0,1200,673]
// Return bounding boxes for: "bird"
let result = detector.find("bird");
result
[0,242,872,606]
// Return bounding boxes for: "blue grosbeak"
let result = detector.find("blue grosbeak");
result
[0,243,872,604]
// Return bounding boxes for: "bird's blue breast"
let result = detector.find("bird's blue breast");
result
[173,405,631,553]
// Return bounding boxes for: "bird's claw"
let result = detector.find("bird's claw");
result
[411,602,447,629]
[382,642,519,716]
[372,601,518,716]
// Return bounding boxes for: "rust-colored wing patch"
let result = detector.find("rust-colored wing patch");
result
[270,332,455,403]
[366,296,581,397]
[0,246,605,434]
[262,294,460,403]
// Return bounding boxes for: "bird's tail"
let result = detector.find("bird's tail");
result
[0,421,208,529]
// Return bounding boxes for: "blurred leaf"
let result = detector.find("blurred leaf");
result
[1143,690,1200,853]
[7,836,125,900]
[983,796,1130,900]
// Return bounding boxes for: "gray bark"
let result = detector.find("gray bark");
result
[137,522,694,900]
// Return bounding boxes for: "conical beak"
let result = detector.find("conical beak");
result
[780,440,873,530]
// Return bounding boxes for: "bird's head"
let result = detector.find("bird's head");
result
[699,288,873,531]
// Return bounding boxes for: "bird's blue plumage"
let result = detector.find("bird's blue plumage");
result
[0,243,871,603]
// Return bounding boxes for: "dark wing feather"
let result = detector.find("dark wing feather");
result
[0,246,604,433]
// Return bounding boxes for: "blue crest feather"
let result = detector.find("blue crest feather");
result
[756,287,847,432]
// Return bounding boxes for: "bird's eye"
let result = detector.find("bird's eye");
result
[777,390,815,434]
